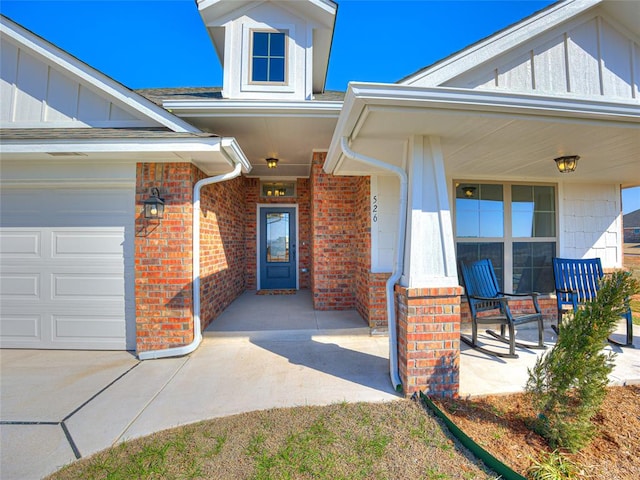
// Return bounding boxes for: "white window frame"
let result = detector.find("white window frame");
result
[453,180,559,293]
[242,24,295,93]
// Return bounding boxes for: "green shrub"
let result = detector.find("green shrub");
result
[526,271,639,452]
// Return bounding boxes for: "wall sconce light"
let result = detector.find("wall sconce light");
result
[266,157,279,169]
[143,187,165,219]
[463,186,476,198]
[554,155,579,173]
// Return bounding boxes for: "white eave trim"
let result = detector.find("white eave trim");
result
[325,83,640,173]
[401,0,602,86]
[164,100,343,118]
[1,16,200,134]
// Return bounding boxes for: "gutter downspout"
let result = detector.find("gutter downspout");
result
[138,160,243,360]
[339,137,407,391]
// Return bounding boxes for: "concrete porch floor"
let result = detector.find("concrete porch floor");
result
[1,289,638,479]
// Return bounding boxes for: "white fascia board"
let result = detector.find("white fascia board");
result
[220,137,252,173]
[0,137,225,154]
[324,82,640,172]
[165,100,343,118]
[401,0,602,86]
[0,16,200,134]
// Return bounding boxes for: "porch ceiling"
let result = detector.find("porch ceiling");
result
[163,101,342,179]
[327,85,640,188]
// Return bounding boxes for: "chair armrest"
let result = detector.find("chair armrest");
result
[498,291,540,298]
[469,295,509,305]
[497,291,542,313]
[555,288,576,295]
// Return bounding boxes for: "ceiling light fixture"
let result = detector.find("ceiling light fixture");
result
[554,155,579,173]
[266,157,279,169]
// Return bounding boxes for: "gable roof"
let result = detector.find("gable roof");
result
[399,0,639,89]
[0,15,199,133]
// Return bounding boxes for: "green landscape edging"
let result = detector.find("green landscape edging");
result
[419,391,527,480]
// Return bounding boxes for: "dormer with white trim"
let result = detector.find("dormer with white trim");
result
[197,0,336,100]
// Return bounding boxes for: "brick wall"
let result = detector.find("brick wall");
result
[198,173,246,329]
[244,177,311,290]
[396,285,462,398]
[135,163,195,352]
[355,176,371,321]
[310,152,358,309]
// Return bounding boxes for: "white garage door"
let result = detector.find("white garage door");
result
[0,179,135,350]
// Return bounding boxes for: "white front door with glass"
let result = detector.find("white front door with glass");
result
[259,207,297,290]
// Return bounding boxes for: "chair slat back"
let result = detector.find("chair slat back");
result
[552,257,603,307]
[460,259,501,316]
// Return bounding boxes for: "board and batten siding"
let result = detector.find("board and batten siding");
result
[0,36,156,127]
[444,11,640,101]
[370,175,399,273]
[560,183,622,268]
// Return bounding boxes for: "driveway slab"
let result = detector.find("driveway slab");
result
[0,350,138,422]
[0,424,75,480]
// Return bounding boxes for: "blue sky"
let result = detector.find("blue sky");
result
[2,0,638,212]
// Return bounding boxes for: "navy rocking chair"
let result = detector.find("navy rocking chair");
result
[552,257,634,347]
[460,259,546,358]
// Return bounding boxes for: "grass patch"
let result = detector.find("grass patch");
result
[47,401,495,480]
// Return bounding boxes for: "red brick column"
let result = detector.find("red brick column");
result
[395,285,463,398]
[310,151,358,309]
[135,163,195,353]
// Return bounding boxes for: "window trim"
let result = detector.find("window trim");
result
[453,180,559,293]
[241,24,295,94]
[249,29,288,86]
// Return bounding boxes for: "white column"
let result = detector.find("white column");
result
[401,135,458,288]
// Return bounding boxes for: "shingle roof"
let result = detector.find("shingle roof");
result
[135,87,345,105]
[624,209,640,228]
[0,127,218,141]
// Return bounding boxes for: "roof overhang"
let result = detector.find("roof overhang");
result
[325,84,640,188]
[0,132,252,176]
[164,100,342,178]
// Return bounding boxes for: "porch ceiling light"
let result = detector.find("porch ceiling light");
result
[266,157,279,169]
[144,187,165,219]
[554,155,579,173]
[463,186,476,198]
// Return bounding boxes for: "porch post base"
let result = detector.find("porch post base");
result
[395,285,463,398]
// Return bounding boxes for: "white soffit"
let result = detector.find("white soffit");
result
[0,16,199,133]
[326,84,640,188]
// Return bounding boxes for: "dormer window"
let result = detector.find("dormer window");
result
[251,30,287,84]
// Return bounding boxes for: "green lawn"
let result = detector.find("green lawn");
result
[47,401,497,480]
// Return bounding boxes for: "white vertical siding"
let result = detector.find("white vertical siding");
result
[444,11,639,103]
[561,183,622,268]
[0,39,18,121]
[599,19,633,98]
[370,175,399,273]
[14,49,48,122]
[0,36,156,127]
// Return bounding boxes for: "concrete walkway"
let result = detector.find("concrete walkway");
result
[1,290,638,479]
[0,291,398,480]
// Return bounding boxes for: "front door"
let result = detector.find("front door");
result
[259,207,297,290]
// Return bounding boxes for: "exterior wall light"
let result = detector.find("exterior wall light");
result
[144,187,165,219]
[266,157,279,168]
[554,155,579,173]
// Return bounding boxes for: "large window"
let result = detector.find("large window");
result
[251,31,286,83]
[455,182,557,293]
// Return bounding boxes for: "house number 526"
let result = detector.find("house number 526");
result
[372,195,378,223]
